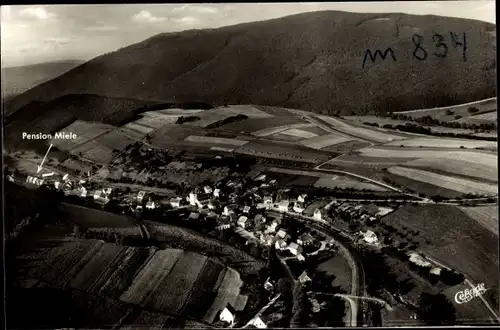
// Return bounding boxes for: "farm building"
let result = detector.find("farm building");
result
[243,205,251,214]
[249,316,267,328]
[146,201,156,209]
[137,190,147,202]
[219,304,236,326]
[264,277,274,291]
[189,193,199,206]
[213,188,221,197]
[204,186,213,194]
[188,212,200,221]
[297,194,307,203]
[263,196,273,204]
[430,267,442,276]
[216,218,231,231]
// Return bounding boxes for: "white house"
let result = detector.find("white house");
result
[430,267,442,276]
[243,205,251,214]
[250,316,267,329]
[264,221,278,234]
[188,212,200,221]
[204,186,213,194]
[213,188,221,197]
[264,277,274,291]
[62,173,69,181]
[263,196,273,204]
[146,200,156,209]
[297,233,315,246]
[237,216,248,229]
[313,209,322,220]
[137,190,147,203]
[219,307,234,326]
[93,190,103,199]
[408,253,432,267]
[255,174,267,181]
[278,200,290,212]
[362,230,378,244]
[54,181,61,189]
[79,187,87,198]
[297,254,306,262]
[170,197,182,208]
[189,192,198,206]
[297,194,307,203]
[103,187,113,196]
[288,242,302,256]
[275,239,287,250]
[293,202,305,214]
[298,271,312,283]
[276,228,287,239]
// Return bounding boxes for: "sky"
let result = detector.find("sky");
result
[1,1,495,67]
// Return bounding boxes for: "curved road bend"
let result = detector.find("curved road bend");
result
[273,209,366,326]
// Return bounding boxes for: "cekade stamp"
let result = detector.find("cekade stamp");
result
[454,283,487,304]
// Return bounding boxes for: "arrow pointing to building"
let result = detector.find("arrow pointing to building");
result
[37,143,53,174]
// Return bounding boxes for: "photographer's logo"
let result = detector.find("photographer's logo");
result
[455,283,487,304]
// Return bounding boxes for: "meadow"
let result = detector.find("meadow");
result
[458,205,499,236]
[386,137,497,149]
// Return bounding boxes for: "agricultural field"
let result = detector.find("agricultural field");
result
[397,98,497,121]
[253,123,315,137]
[234,140,332,164]
[332,154,417,165]
[184,135,249,146]
[382,205,499,290]
[385,137,497,149]
[217,105,274,118]
[299,125,331,136]
[157,109,204,116]
[264,167,388,191]
[122,122,154,135]
[221,116,307,134]
[383,169,462,198]
[253,105,295,117]
[405,157,498,183]
[50,120,116,151]
[120,249,185,306]
[358,147,497,163]
[315,115,407,143]
[458,205,499,236]
[321,140,372,153]
[314,176,388,191]
[300,134,353,150]
[203,268,244,324]
[183,108,235,127]
[94,129,138,151]
[81,144,115,164]
[280,128,319,139]
[387,167,498,195]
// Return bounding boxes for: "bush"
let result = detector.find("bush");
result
[454,115,462,120]
[468,106,479,114]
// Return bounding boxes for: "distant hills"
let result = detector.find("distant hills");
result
[1,60,85,100]
[3,11,496,124]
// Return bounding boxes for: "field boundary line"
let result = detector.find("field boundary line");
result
[393,97,497,114]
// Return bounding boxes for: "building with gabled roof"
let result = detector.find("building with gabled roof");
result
[288,242,302,256]
[237,216,248,229]
[298,271,312,283]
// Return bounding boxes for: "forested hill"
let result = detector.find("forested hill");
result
[4,11,496,117]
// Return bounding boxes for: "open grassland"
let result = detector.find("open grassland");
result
[120,249,185,306]
[385,137,497,149]
[299,125,331,136]
[397,98,497,120]
[221,116,307,134]
[458,111,497,121]
[146,251,208,314]
[203,268,243,324]
[157,109,204,116]
[387,167,498,195]
[441,283,497,325]
[266,132,305,142]
[300,134,353,150]
[183,108,235,127]
[459,205,499,236]
[382,205,499,288]
[405,157,498,183]
[317,255,352,293]
[234,140,332,164]
[184,135,249,146]
[134,115,179,128]
[253,105,295,117]
[61,203,138,228]
[332,154,417,165]
[316,115,407,143]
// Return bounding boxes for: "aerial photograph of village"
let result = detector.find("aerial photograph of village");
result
[2,1,498,328]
